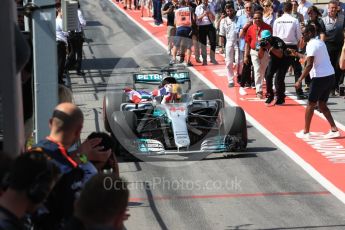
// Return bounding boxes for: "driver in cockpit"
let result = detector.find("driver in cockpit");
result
[153,77,182,103]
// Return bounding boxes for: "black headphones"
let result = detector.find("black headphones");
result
[4,150,59,204]
[26,166,55,204]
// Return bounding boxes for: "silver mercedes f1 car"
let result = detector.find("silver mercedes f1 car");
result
[103,66,247,159]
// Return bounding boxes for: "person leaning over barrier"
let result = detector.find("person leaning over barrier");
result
[32,103,111,229]
[293,25,340,139]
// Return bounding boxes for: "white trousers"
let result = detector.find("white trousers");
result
[250,49,269,93]
[225,44,241,83]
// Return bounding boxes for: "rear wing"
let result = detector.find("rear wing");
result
[133,72,190,84]
[133,67,191,91]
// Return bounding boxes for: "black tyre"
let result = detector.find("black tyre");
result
[196,89,225,105]
[220,106,247,151]
[109,111,137,157]
[103,91,126,132]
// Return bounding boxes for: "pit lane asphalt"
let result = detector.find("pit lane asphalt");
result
[72,0,345,229]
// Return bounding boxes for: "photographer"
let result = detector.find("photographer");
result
[162,0,178,56]
[259,30,288,105]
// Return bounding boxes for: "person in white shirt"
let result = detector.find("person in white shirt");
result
[294,25,340,139]
[195,0,218,65]
[219,4,239,87]
[297,0,313,23]
[56,6,69,85]
[65,2,86,76]
[274,2,307,100]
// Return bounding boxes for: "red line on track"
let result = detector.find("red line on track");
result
[129,191,330,202]
[111,1,345,199]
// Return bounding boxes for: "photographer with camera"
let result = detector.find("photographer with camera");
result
[259,30,288,105]
[163,0,178,56]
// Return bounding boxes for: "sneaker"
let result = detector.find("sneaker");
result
[244,83,250,89]
[265,97,274,104]
[210,59,218,65]
[202,61,207,66]
[195,57,202,63]
[186,62,193,67]
[251,82,256,89]
[228,82,234,88]
[304,85,310,92]
[275,98,285,105]
[256,92,263,99]
[324,130,341,139]
[179,57,185,63]
[296,130,310,139]
[239,87,247,95]
[297,94,308,100]
[169,59,176,65]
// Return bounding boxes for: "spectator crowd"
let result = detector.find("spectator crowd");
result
[123,0,345,106]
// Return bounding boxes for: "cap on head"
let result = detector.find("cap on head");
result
[261,30,272,39]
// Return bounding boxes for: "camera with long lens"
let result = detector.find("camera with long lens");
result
[259,39,269,47]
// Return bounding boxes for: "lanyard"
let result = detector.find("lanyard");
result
[46,136,78,168]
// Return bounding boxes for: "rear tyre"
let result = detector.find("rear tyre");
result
[220,106,247,151]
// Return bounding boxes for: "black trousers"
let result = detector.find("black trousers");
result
[65,33,84,73]
[326,44,343,91]
[240,55,252,87]
[265,56,290,99]
[286,45,303,95]
[57,41,67,84]
[198,24,217,62]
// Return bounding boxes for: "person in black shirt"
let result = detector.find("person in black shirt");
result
[259,30,288,105]
[0,151,60,230]
[63,173,129,230]
[162,0,178,55]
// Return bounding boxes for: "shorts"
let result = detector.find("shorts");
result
[174,26,192,48]
[308,74,334,103]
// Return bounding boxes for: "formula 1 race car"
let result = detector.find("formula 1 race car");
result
[103,66,247,159]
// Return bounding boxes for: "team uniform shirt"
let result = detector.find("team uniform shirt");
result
[297,1,313,22]
[245,23,272,50]
[306,38,335,79]
[195,3,215,26]
[273,13,301,45]
[33,138,85,229]
[236,14,252,51]
[219,16,238,46]
[56,17,68,44]
[175,6,193,28]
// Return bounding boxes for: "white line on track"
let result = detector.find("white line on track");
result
[108,0,345,204]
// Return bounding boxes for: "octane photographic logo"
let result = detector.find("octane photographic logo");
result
[104,37,234,167]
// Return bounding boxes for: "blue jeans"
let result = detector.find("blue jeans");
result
[153,0,163,24]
